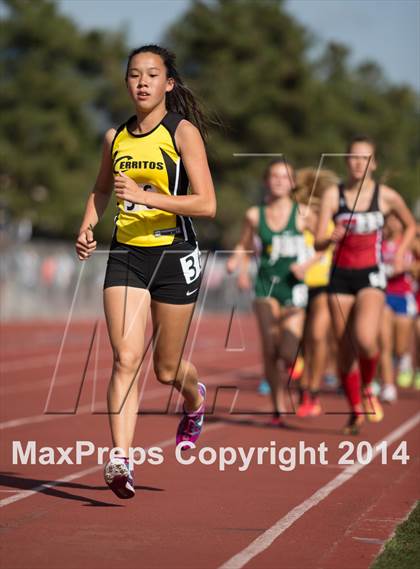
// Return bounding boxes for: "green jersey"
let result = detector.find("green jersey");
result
[255,202,307,307]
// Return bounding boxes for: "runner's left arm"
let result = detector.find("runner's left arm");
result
[314,185,342,251]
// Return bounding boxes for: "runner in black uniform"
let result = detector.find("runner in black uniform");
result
[315,135,415,434]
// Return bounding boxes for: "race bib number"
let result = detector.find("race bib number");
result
[123,184,157,213]
[180,247,201,284]
[292,283,308,308]
[269,235,306,265]
[368,266,386,289]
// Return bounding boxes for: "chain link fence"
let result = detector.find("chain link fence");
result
[0,241,253,321]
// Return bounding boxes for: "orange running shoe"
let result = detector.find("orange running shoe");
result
[309,396,322,417]
[362,388,384,422]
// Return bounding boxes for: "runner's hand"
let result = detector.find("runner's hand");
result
[330,224,346,243]
[290,262,306,281]
[114,172,144,204]
[75,226,97,260]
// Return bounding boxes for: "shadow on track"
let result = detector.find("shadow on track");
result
[0,473,164,507]
[203,412,347,436]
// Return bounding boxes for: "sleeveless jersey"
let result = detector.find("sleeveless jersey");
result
[333,182,384,269]
[257,202,306,280]
[382,237,414,295]
[304,220,334,288]
[111,112,196,247]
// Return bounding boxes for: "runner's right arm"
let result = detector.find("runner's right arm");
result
[226,207,258,274]
[314,185,343,251]
[75,129,115,260]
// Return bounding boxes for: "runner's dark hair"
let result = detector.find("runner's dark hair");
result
[346,134,377,158]
[126,45,214,140]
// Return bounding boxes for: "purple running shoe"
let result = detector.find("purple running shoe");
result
[104,457,135,499]
[176,382,206,451]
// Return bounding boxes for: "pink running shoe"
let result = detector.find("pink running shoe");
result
[104,457,135,499]
[296,391,312,417]
[176,382,206,451]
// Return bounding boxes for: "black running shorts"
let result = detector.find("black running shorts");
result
[104,237,202,304]
[306,286,328,310]
[327,265,386,296]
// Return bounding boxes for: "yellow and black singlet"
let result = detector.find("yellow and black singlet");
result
[111,111,196,247]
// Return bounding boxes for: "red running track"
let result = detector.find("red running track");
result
[0,315,419,569]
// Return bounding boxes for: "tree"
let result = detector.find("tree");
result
[0,0,418,247]
[0,0,130,240]
[165,0,419,246]
[165,0,317,245]
[313,41,419,204]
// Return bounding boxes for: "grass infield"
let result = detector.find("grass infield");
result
[371,501,420,569]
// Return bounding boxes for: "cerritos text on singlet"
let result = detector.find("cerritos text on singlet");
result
[113,155,165,172]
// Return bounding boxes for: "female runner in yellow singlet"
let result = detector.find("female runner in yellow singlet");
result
[75,45,216,499]
[294,169,338,417]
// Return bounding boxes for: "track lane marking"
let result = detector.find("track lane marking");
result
[1,348,258,395]
[218,411,420,569]
[0,364,260,429]
[0,424,224,508]
[1,327,236,371]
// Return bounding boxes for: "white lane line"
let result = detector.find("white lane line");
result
[0,424,224,508]
[0,465,101,508]
[218,411,420,569]
[1,327,234,372]
[0,365,260,430]
[1,346,231,396]
[0,349,95,373]
[0,384,168,430]
[0,365,112,396]
[0,402,99,430]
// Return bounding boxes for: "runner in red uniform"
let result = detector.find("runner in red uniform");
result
[315,135,415,434]
[379,214,417,402]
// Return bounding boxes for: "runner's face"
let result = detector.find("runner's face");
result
[346,142,377,181]
[266,164,294,198]
[126,52,174,111]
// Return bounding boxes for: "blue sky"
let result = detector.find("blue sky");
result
[58,0,419,90]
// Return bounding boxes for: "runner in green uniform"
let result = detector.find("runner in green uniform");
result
[227,159,311,426]
[255,201,308,307]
